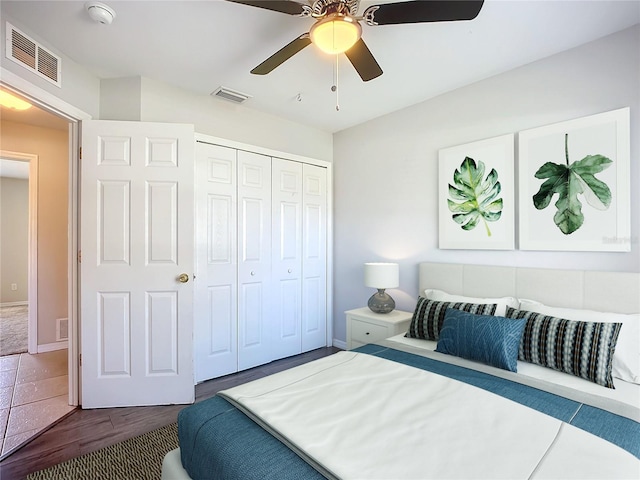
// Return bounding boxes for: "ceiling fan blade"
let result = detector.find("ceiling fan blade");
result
[344,38,383,82]
[226,0,308,16]
[251,34,312,75]
[366,0,484,25]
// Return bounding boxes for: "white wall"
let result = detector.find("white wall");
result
[139,77,333,162]
[0,15,101,118]
[0,177,28,304]
[100,77,143,121]
[99,76,334,162]
[332,26,640,343]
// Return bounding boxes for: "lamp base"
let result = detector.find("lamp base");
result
[368,289,396,314]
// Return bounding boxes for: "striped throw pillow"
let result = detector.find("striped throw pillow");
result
[506,307,622,388]
[405,297,497,341]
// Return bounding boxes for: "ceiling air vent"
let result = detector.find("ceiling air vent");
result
[6,23,62,87]
[211,86,251,104]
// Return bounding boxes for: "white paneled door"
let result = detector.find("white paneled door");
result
[271,158,303,360]
[81,120,195,408]
[194,143,238,382]
[302,164,328,351]
[237,150,272,371]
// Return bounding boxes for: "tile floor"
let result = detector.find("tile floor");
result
[0,349,74,458]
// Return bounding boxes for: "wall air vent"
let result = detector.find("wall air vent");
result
[56,317,69,341]
[6,23,62,87]
[211,86,252,104]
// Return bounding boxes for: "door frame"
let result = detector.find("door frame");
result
[1,67,91,406]
[0,150,38,354]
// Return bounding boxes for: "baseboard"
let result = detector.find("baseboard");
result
[0,301,28,307]
[332,339,347,350]
[38,341,68,353]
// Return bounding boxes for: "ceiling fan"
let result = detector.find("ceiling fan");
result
[227,0,485,81]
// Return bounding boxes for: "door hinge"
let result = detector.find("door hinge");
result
[78,250,82,263]
[79,147,82,160]
[79,354,82,366]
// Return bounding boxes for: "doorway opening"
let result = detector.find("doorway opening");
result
[0,82,79,459]
[0,152,37,356]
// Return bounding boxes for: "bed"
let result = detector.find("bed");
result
[162,262,640,479]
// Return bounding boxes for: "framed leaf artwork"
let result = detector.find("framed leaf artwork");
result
[438,134,515,250]
[518,107,630,252]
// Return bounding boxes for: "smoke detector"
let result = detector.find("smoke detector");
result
[86,2,116,25]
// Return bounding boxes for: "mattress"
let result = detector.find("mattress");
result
[168,339,640,480]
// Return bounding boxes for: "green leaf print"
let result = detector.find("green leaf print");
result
[532,134,612,235]
[447,157,503,237]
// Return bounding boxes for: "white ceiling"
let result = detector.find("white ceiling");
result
[0,158,29,179]
[0,100,70,131]
[2,0,639,133]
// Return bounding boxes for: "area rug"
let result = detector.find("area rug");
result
[26,423,178,480]
[0,305,28,356]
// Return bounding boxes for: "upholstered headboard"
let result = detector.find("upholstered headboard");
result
[419,262,640,314]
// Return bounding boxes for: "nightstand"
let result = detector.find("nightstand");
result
[345,307,413,350]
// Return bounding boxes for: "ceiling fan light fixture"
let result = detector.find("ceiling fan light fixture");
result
[310,14,362,54]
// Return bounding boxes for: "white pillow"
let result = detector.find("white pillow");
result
[518,299,640,385]
[424,289,518,317]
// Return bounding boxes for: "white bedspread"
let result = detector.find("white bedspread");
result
[220,351,639,480]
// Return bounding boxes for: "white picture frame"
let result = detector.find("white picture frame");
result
[438,134,515,250]
[518,107,630,252]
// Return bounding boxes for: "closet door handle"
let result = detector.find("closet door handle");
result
[250,271,256,276]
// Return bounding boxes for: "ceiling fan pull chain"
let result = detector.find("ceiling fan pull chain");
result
[334,54,340,111]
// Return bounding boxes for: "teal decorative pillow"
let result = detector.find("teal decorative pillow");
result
[406,297,497,341]
[435,308,526,372]
[506,307,622,388]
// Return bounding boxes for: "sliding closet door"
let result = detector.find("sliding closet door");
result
[271,158,303,359]
[237,150,273,371]
[301,164,328,352]
[193,139,330,380]
[194,143,237,382]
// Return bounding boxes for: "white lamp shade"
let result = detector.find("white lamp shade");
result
[364,263,399,289]
[309,15,362,54]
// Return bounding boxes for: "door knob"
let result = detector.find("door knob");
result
[177,273,189,283]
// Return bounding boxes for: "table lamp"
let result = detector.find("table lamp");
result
[364,262,399,314]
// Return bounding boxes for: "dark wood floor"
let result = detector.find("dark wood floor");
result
[0,346,341,480]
